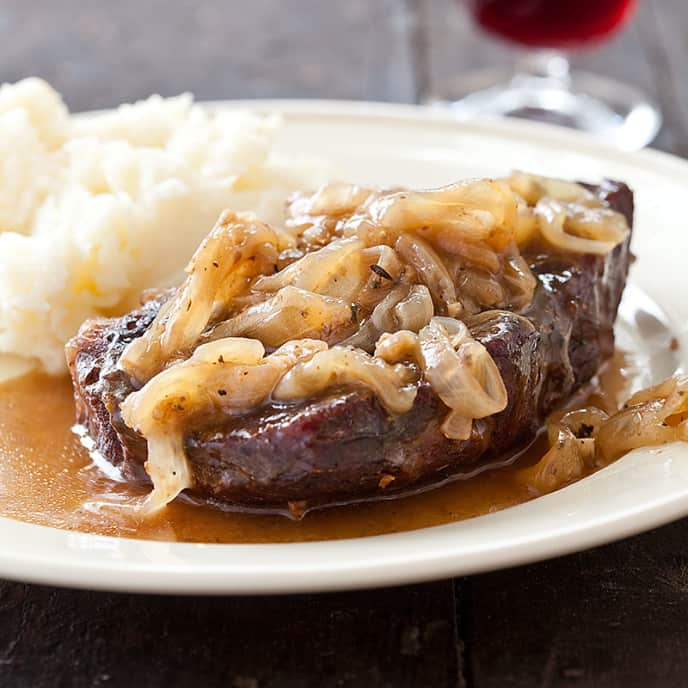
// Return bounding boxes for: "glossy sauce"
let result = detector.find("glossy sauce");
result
[0,351,635,543]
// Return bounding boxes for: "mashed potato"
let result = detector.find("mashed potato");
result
[0,79,329,373]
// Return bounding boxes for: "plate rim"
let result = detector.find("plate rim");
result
[3,98,688,595]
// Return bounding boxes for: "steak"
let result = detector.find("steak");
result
[66,180,633,514]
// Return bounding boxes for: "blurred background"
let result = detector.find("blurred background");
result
[1,0,685,152]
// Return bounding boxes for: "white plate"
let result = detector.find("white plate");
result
[1,101,687,595]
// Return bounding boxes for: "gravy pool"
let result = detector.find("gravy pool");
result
[0,351,634,543]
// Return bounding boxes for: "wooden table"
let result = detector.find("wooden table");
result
[1,1,687,686]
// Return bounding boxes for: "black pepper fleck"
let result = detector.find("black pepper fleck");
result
[370,264,393,281]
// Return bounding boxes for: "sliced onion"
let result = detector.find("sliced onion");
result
[395,234,459,315]
[375,318,509,440]
[355,245,404,309]
[344,284,435,352]
[596,375,688,463]
[628,375,688,406]
[536,198,629,256]
[287,182,376,221]
[505,171,542,205]
[440,409,474,441]
[370,284,434,334]
[120,338,327,510]
[370,285,410,332]
[363,179,519,249]
[272,346,418,415]
[205,286,356,347]
[502,252,537,311]
[522,374,688,496]
[506,172,592,205]
[514,202,538,247]
[184,337,266,366]
[284,184,375,250]
[422,234,501,273]
[143,430,192,514]
[341,286,408,351]
[374,330,421,364]
[546,406,609,446]
[455,268,504,312]
[419,317,507,419]
[394,285,435,332]
[252,237,366,301]
[282,178,544,315]
[518,427,595,494]
[565,203,630,243]
[372,193,496,242]
[119,212,281,383]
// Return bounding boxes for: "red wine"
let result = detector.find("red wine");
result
[468,0,638,49]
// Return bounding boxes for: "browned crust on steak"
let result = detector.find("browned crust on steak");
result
[66,180,633,513]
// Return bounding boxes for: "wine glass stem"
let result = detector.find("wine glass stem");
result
[512,50,572,89]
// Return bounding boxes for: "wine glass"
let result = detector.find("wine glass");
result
[440,0,661,150]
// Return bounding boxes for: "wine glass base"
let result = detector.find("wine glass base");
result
[430,68,662,150]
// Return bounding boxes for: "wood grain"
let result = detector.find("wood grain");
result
[0,580,459,688]
[465,519,688,688]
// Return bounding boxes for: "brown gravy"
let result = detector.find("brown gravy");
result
[0,351,635,543]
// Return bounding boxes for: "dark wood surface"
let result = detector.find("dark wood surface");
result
[1,1,687,686]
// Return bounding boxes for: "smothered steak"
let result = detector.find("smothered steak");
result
[67,175,633,515]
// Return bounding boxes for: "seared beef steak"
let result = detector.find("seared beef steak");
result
[67,181,633,513]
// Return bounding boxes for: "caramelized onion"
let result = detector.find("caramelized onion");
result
[361,178,519,251]
[342,286,408,351]
[119,211,281,383]
[374,330,422,364]
[546,406,609,444]
[522,375,688,495]
[375,318,508,440]
[425,235,501,273]
[519,406,608,493]
[502,252,537,310]
[253,237,366,301]
[204,286,356,347]
[345,284,435,352]
[440,409,474,441]
[394,285,435,332]
[282,177,557,318]
[122,338,327,436]
[419,317,507,422]
[395,234,460,316]
[506,172,593,205]
[369,285,409,332]
[596,375,688,463]
[121,338,327,511]
[143,430,192,515]
[506,172,630,256]
[373,193,496,242]
[272,346,418,415]
[518,427,596,494]
[455,267,504,313]
[287,182,376,224]
[355,245,405,310]
[536,198,629,256]
[514,198,539,246]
